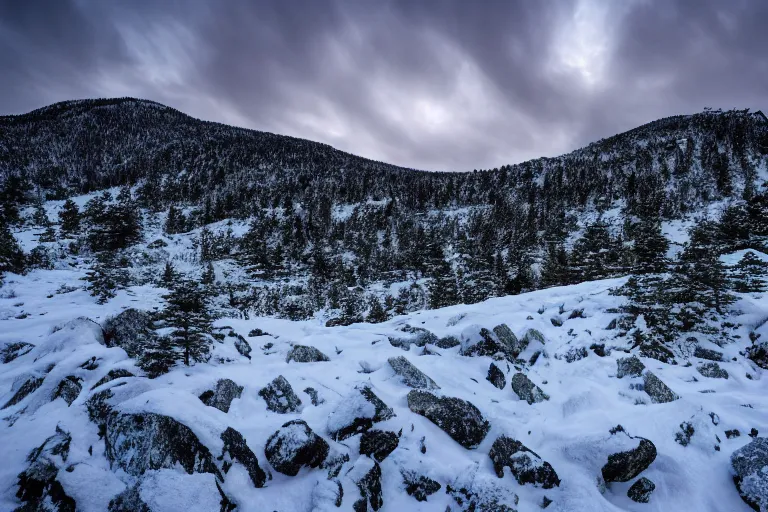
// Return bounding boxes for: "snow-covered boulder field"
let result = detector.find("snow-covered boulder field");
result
[1,277,767,511]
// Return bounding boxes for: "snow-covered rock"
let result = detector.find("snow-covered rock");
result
[628,476,656,503]
[259,375,302,414]
[265,419,329,476]
[199,378,243,413]
[731,437,768,511]
[327,385,394,441]
[510,372,549,404]
[488,435,560,488]
[387,356,439,389]
[407,390,490,449]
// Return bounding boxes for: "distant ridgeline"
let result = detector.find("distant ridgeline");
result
[1,99,768,333]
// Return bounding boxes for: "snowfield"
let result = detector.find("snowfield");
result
[1,269,766,511]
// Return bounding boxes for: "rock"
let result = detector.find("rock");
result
[265,419,330,476]
[643,371,679,403]
[731,437,768,511]
[435,335,461,349]
[311,478,344,511]
[388,356,439,389]
[304,387,324,406]
[601,428,657,483]
[15,426,76,512]
[751,429,760,438]
[616,356,645,378]
[487,362,506,389]
[200,378,243,413]
[627,477,655,503]
[2,376,44,409]
[322,451,350,479]
[104,412,221,478]
[558,346,588,363]
[726,429,741,439]
[234,335,252,359]
[286,345,330,363]
[1,341,34,363]
[747,341,768,370]
[675,422,696,446]
[388,325,439,350]
[550,316,564,327]
[328,386,394,441]
[108,484,150,512]
[697,362,729,379]
[522,328,546,346]
[52,376,82,406]
[359,430,399,462]
[447,463,518,512]
[220,426,266,487]
[91,369,134,390]
[489,436,560,489]
[401,469,441,502]
[248,328,270,337]
[590,343,607,357]
[510,372,549,405]
[349,457,383,512]
[259,375,302,413]
[407,390,490,449]
[694,346,724,362]
[493,324,526,358]
[103,309,156,358]
[460,325,517,360]
[80,357,99,370]
[639,341,677,365]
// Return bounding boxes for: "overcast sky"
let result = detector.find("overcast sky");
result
[1,0,766,171]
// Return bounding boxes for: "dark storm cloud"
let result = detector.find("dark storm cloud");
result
[0,0,765,171]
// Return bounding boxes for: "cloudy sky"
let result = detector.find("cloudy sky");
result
[1,0,766,171]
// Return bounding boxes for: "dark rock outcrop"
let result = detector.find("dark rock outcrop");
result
[15,426,76,512]
[328,386,394,441]
[694,346,724,362]
[286,345,330,363]
[639,341,677,365]
[52,376,82,406]
[643,371,679,403]
[388,325,439,350]
[304,387,324,406]
[259,375,302,413]
[103,309,155,358]
[407,390,490,449]
[446,463,518,512]
[388,356,439,389]
[359,430,399,462]
[401,469,441,502]
[91,369,134,390]
[220,426,266,487]
[731,437,768,511]
[1,341,34,363]
[265,420,329,476]
[3,376,44,409]
[234,336,252,359]
[697,362,729,379]
[522,328,545,346]
[510,372,549,404]
[627,477,655,503]
[435,335,461,349]
[349,458,383,512]
[616,356,645,378]
[104,412,221,478]
[487,362,506,389]
[559,346,588,363]
[108,484,150,512]
[747,341,768,370]
[493,324,526,358]
[200,379,243,413]
[461,325,519,360]
[489,436,560,489]
[601,429,657,483]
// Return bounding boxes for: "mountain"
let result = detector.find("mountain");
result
[0,100,767,511]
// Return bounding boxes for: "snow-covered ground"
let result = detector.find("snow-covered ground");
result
[1,261,766,511]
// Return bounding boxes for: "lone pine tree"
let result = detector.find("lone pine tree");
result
[162,279,213,366]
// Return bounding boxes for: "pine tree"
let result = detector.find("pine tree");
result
[84,252,127,304]
[33,202,50,226]
[0,216,25,277]
[570,221,620,281]
[731,251,768,293]
[162,279,213,366]
[631,218,669,274]
[202,261,215,285]
[58,199,80,236]
[428,259,459,309]
[138,335,177,378]
[540,242,569,288]
[162,261,176,286]
[366,296,387,323]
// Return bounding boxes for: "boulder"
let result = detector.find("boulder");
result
[522,328,546,346]
[447,463,518,512]
[359,430,399,462]
[388,325,439,350]
[2,376,44,409]
[265,419,329,476]
[627,477,655,503]
[15,426,76,512]
[460,325,517,360]
[108,484,150,512]
[694,346,724,362]
[747,341,768,370]
[200,378,243,413]
[234,336,252,359]
[616,356,645,378]
[286,345,330,363]
[388,356,439,389]
[91,369,134,390]
[697,362,729,379]
[311,478,344,511]
[349,457,383,512]
[435,335,461,349]
[1,341,34,363]
[731,437,768,511]
[104,412,221,478]
[639,341,677,365]
[643,371,679,403]
[304,387,324,406]
[52,376,82,406]
[401,469,441,502]
[407,390,490,449]
[510,372,549,405]
[493,324,526,358]
[489,436,560,488]
[103,309,155,358]
[328,386,394,441]
[558,346,588,363]
[220,426,266,487]
[487,362,506,389]
[259,375,302,413]
[601,428,657,483]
